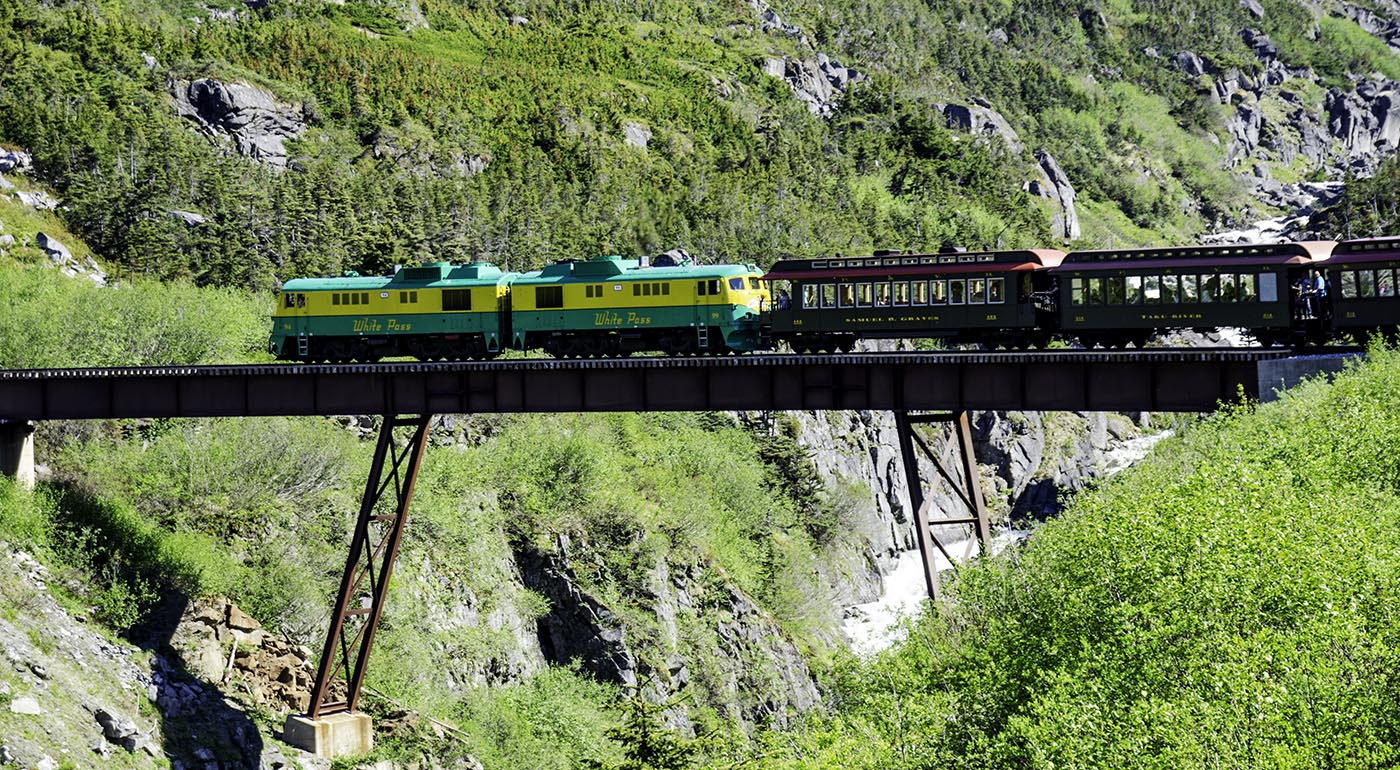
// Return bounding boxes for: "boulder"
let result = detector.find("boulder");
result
[759,8,802,38]
[167,210,207,227]
[940,101,1023,153]
[1241,28,1278,59]
[622,122,651,150]
[1241,0,1264,17]
[94,708,140,747]
[1174,50,1210,77]
[0,149,32,173]
[37,232,71,262]
[17,190,58,210]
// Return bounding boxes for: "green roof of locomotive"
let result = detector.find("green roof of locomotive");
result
[280,261,509,292]
[510,255,760,284]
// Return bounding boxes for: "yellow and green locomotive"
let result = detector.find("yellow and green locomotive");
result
[269,255,769,361]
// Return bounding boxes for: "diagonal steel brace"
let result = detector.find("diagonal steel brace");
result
[306,414,433,718]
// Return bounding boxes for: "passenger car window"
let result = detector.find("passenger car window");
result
[1086,278,1103,305]
[969,279,986,304]
[949,280,966,305]
[1238,274,1257,302]
[1106,276,1125,304]
[1071,278,1084,306]
[1143,275,1160,304]
[988,277,1004,303]
[930,280,947,305]
[874,283,891,307]
[1180,275,1199,302]
[822,284,837,308]
[1126,276,1143,304]
[856,283,873,307]
[911,281,928,305]
[1161,275,1178,303]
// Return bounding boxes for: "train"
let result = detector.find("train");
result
[268,236,1400,361]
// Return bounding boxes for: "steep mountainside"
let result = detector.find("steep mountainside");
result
[5,0,1400,291]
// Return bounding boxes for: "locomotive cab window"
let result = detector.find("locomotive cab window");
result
[443,289,472,311]
[749,277,761,290]
[729,277,744,290]
[284,293,296,308]
[537,286,564,309]
[697,279,721,296]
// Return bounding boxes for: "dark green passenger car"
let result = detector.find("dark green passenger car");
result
[762,249,1066,351]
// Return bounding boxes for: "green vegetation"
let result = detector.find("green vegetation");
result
[743,344,1400,768]
[0,263,269,367]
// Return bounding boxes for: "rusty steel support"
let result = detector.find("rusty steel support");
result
[306,414,433,718]
[894,410,990,601]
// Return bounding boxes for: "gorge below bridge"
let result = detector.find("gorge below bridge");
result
[0,348,1354,757]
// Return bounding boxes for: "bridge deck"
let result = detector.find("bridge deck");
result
[0,350,1302,418]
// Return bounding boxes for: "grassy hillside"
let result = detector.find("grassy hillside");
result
[747,343,1400,768]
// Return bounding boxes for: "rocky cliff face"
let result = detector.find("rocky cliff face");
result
[513,531,820,734]
[788,406,1153,608]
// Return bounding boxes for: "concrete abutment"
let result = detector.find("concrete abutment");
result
[0,420,35,491]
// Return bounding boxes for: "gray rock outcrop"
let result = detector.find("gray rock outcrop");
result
[172,78,307,169]
[763,55,865,117]
[1027,149,1081,240]
[514,532,820,731]
[0,149,32,173]
[939,99,1024,153]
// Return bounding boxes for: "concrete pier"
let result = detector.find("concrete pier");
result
[1257,352,1362,403]
[282,712,373,758]
[0,420,35,490]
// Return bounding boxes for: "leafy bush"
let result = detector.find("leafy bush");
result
[0,265,270,368]
[750,343,1400,768]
